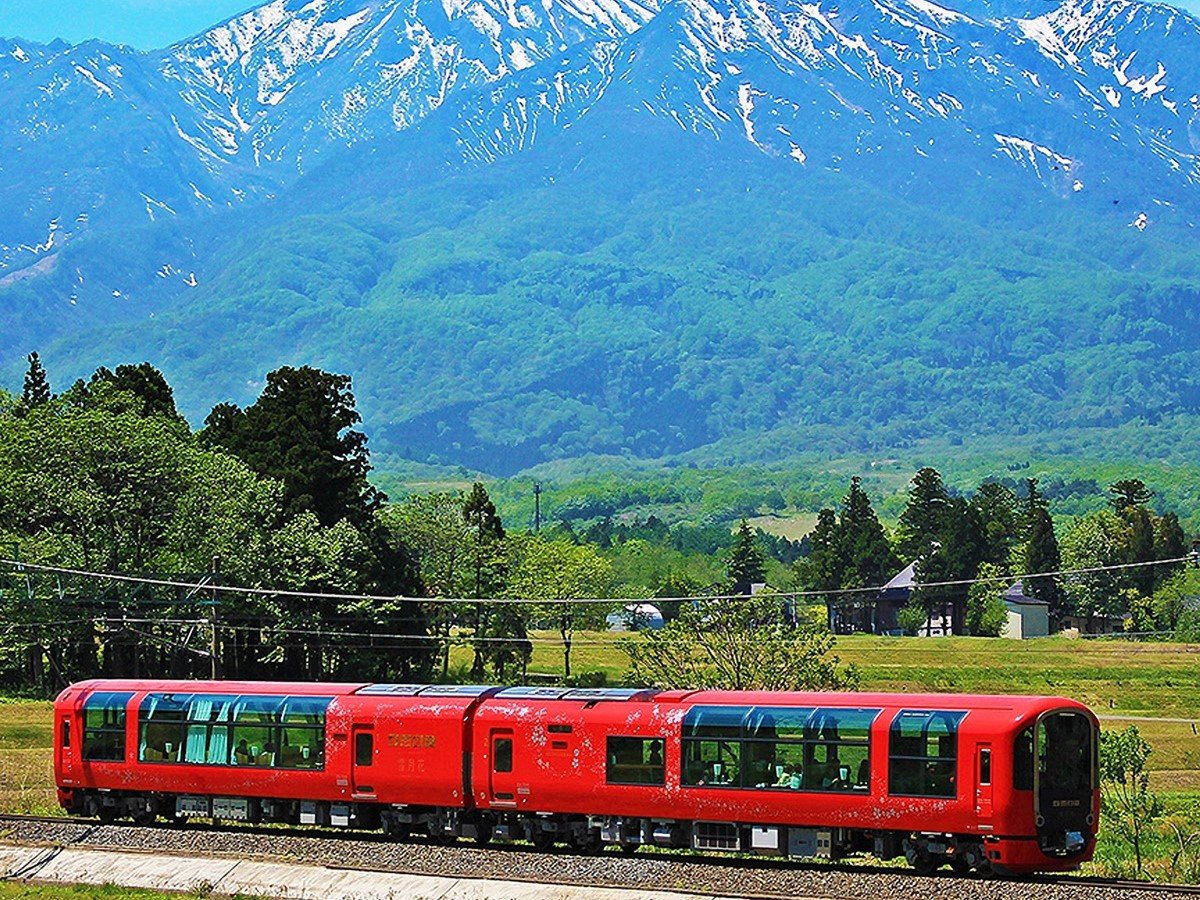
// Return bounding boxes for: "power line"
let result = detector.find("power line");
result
[0,555,1192,607]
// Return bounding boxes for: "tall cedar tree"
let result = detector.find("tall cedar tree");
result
[897,467,950,562]
[462,483,509,678]
[1124,505,1158,596]
[728,519,766,594]
[90,363,183,421]
[21,352,51,408]
[1024,506,1067,624]
[1155,512,1188,564]
[913,496,987,634]
[799,508,844,594]
[202,367,382,529]
[839,477,898,587]
[1109,479,1153,512]
[971,482,1019,568]
[1019,477,1048,538]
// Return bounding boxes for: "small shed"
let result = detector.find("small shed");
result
[999,581,1050,640]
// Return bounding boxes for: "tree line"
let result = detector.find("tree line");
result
[2,353,1196,695]
[0,355,780,692]
[795,471,1192,636]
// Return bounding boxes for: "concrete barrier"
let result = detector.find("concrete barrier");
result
[0,842,796,900]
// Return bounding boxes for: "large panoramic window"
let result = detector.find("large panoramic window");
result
[83,692,132,762]
[138,693,329,769]
[888,710,966,798]
[681,706,880,792]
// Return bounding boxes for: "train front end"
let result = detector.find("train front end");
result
[995,704,1100,875]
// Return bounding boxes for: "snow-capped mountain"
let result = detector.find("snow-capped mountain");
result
[3,0,1200,470]
[1,0,1198,307]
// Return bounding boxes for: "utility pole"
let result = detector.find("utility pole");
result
[534,483,542,535]
[210,555,221,680]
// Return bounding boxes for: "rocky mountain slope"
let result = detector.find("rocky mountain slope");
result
[1,0,1199,470]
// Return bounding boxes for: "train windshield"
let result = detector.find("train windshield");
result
[1032,710,1096,856]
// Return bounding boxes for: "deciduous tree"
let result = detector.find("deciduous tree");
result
[506,536,611,678]
[622,596,858,691]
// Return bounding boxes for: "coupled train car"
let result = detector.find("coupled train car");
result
[53,680,1099,876]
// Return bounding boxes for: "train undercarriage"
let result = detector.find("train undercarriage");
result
[67,788,1006,876]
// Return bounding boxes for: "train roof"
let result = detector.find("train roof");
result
[59,681,1092,718]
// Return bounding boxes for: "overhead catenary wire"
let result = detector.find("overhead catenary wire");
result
[0,554,1191,607]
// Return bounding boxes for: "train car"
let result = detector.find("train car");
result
[54,680,1098,876]
[55,679,481,831]
[467,687,1099,875]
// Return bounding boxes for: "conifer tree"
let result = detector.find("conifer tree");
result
[971,482,1018,568]
[728,519,766,594]
[463,482,509,678]
[897,467,950,561]
[90,363,182,421]
[202,366,381,529]
[1024,506,1067,625]
[839,477,898,588]
[1109,479,1153,513]
[21,352,51,409]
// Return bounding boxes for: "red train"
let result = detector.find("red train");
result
[53,680,1099,875]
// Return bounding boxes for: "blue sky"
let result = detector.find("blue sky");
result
[0,1,257,49]
[1,0,1199,49]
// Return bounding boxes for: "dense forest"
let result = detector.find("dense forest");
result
[1,355,1197,695]
[10,133,1200,474]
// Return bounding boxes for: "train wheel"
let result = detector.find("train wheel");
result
[531,829,555,852]
[950,857,971,876]
[386,821,411,841]
[568,829,602,854]
[911,852,942,876]
[133,808,157,827]
[620,843,639,856]
[474,820,494,846]
[97,806,117,824]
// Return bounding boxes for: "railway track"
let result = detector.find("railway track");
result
[3,813,1199,899]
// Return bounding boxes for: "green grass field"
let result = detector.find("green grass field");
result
[4,635,1200,880]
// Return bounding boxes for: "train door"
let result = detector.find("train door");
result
[352,726,375,796]
[488,729,516,805]
[974,744,993,820]
[57,712,74,778]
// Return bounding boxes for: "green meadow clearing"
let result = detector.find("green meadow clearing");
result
[3,634,1200,880]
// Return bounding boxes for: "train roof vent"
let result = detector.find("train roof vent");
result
[495,686,572,700]
[562,688,654,702]
[357,684,426,696]
[418,685,499,698]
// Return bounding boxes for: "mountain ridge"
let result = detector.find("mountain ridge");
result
[2,0,1200,473]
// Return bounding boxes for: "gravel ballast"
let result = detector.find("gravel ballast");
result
[1,819,1194,900]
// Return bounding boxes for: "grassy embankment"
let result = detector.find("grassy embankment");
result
[3,635,1199,879]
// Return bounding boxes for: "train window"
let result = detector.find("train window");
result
[139,694,188,762]
[606,737,665,785]
[60,719,70,749]
[980,748,992,785]
[682,739,741,786]
[355,733,374,767]
[1013,726,1034,790]
[138,693,329,770]
[183,695,236,765]
[737,708,879,793]
[683,706,749,739]
[888,710,966,798]
[494,738,513,773]
[745,707,812,741]
[82,692,132,762]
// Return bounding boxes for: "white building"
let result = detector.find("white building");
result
[605,603,665,632]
